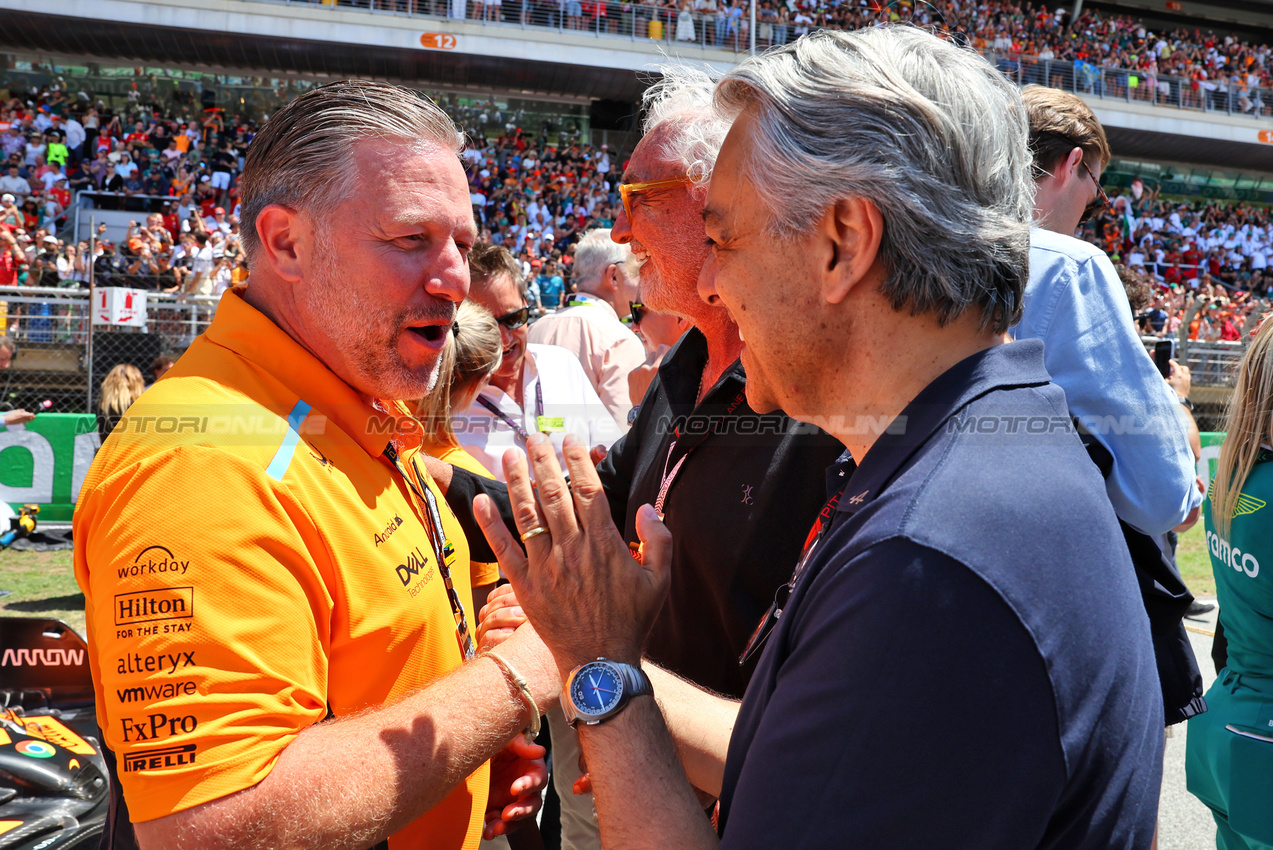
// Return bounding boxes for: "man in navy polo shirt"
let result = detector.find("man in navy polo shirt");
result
[475,26,1163,850]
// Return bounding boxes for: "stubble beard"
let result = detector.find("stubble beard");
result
[305,230,448,402]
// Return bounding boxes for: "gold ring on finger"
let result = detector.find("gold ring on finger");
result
[520,526,549,542]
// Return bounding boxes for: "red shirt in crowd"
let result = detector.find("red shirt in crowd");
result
[1182,247,1202,278]
[0,246,19,286]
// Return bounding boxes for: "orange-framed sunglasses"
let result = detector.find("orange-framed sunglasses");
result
[619,176,694,220]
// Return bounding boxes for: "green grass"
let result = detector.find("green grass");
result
[0,549,85,637]
[1176,521,1215,598]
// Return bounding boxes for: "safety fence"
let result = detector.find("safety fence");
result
[988,51,1273,120]
[0,286,218,415]
[69,192,198,247]
[1141,335,1244,431]
[253,0,765,51]
[244,0,1273,114]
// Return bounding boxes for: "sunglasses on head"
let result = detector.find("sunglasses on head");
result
[496,306,530,330]
[629,301,647,326]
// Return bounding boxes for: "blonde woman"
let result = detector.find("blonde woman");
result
[1187,316,1273,850]
[97,363,146,441]
[416,300,502,479]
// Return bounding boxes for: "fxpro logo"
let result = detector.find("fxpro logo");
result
[1206,530,1260,578]
[122,743,197,773]
[120,711,197,743]
[117,546,191,579]
[1,648,85,667]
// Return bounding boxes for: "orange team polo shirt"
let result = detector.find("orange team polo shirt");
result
[73,288,490,849]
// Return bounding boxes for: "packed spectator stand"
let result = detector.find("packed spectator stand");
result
[289,0,1273,116]
[0,84,620,304]
[1,2,1270,408]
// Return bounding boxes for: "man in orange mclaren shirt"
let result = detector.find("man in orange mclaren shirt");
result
[73,81,558,850]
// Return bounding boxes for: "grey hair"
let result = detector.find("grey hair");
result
[239,79,463,267]
[715,27,1035,333]
[571,229,635,293]
[642,64,733,185]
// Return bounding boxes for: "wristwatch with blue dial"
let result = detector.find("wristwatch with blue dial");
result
[564,658,654,727]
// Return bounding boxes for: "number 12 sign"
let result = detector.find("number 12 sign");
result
[421,33,458,50]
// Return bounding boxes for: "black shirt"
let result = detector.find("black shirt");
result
[719,341,1163,848]
[596,328,843,697]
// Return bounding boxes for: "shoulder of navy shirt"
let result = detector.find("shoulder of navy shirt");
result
[717,340,1164,849]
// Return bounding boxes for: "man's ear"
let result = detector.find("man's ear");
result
[822,196,884,306]
[254,204,305,283]
[1064,146,1086,184]
[602,262,622,299]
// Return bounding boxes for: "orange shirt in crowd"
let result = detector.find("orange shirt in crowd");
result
[74,289,492,849]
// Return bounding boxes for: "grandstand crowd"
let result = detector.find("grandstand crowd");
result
[2,1,1271,338]
[0,84,623,308]
[318,0,1273,114]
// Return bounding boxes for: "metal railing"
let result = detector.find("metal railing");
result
[71,191,189,247]
[0,286,219,414]
[249,0,773,52]
[987,51,1273,120]
[1141,335,1245,386]
[236,0,1273,112]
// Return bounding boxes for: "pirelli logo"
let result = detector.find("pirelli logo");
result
[122,743,197,773]
[114,587,194,626]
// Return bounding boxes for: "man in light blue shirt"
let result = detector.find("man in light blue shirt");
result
[1017,85,1205,727]
[1016,86,1199,537]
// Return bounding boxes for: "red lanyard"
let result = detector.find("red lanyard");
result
[653,387,747,520]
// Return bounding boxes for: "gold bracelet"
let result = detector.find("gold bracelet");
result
[485,649,541,742]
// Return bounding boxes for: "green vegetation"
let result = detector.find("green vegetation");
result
[1176,521,1215,598]
[0,549,85,636]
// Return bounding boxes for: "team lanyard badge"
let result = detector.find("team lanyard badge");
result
[384,443,476,662]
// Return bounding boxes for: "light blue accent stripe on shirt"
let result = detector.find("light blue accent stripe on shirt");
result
[265,399,312,481]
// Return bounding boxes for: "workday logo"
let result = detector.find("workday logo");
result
[117,545,191,579]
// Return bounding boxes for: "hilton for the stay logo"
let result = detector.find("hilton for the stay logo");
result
[114,587,194,627]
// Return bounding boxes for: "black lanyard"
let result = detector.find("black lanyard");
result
[738,483,846,666]
[476,380,544,442]
[383,443,476,662]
